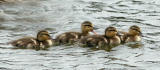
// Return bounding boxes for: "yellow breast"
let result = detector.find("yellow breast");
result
[47,40,53,46]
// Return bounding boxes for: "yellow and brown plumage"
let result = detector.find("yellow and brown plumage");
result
[120,25,142,43]
[80,26,121,48]
[0,0,5,3]
[55,21,97,45]
[9,30,54,50]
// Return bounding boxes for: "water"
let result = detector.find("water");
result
[0,0,160,70]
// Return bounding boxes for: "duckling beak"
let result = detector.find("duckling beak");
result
[91,30,97,35]
[91,27,98,35]
[45,34,52,39]
[49,33,54,34]
[139,32,144,37]
[49,31,57,34]
[93,27,98,30]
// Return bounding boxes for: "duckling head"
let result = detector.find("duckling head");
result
[129,25,141,36]
[81,21,96,35]
[105,27,118,37]
[37,30,51,42]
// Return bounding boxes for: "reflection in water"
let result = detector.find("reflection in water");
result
[0,0,159,70]
[125,42,143,48]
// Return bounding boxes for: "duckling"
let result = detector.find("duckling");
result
[120,25,142,43]
[80,26,121,48]
[9,30,54,50]
[55,21,97,45]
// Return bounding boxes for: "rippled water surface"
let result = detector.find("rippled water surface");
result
[0,0,160,70]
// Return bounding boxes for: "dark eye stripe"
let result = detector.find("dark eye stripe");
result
[41,34,50,36]
[132,29,142,33]
[108,30,116,31]
[85,25,92,27]
[132,28,139,32]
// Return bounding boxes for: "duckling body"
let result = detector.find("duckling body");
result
[80,27,121,48]
[122,34,141,43]
[55,21,96,45]
[107,36,121,46]
[80,35,107,47]
[55,32,81,44]
[10,37,39,49]
[9,30,54,50]
[121,25,142,43]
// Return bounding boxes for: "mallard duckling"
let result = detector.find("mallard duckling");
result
[55,21,97,45]
[120,25,142,43]
[80,26,121,48]
[9,30,54,50]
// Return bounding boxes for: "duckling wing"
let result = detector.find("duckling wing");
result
[80,35,108,47]
[55,32,81,44]
[10,37,39,49]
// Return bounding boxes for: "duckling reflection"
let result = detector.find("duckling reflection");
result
[55,21,97,45]
[9,30,54,50]
[80,26,121,50]
[120,25,142,43]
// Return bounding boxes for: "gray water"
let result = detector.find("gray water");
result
[0,0,160,70]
